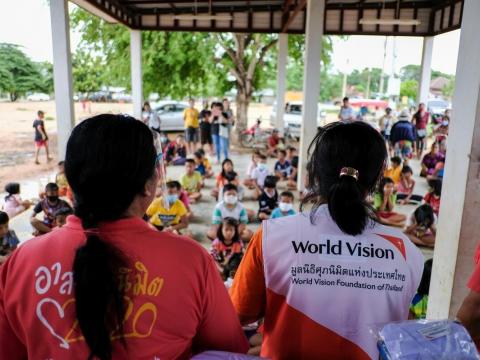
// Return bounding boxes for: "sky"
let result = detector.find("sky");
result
[0,1,460,75]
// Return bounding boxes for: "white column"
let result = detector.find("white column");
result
[417,36,433,105]
[275,33,288,133]
[130,30,143,119]
[49,0,75,160]
[427,0,480,319]
[297,0,324,191]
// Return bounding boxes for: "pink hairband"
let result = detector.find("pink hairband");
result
[340,167,359,181]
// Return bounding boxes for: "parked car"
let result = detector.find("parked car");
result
[112,92,132,102]
[270,101,327,139]
[88,91,113,102]
[153,101,189,131]
[26,93,50,101]
[427,98,450,123]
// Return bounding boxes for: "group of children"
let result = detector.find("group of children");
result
[374,154,443,248]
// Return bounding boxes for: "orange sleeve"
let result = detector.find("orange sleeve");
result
[230,228,266,325]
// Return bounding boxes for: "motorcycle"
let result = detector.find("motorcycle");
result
[240,118,273,148]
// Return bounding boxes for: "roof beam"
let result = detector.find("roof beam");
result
[281,0,306,33]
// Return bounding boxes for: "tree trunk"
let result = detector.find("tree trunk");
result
[234,91,250,143]
[10,92,18,102]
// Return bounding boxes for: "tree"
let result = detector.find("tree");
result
[442,78,455,99]
[0,43,45,101]
[72,50,104,95]
[400,79,418,100]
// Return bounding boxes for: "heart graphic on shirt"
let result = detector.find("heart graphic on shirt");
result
[36,297,79,349]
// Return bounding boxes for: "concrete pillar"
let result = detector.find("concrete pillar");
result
[49,0,75,160]
[417,36,433,106]
[275,33,288,133]
[297,0,324,191]
[130,30,143,119]
[427,0,480,319]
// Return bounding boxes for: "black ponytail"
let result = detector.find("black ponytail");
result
[303,122,387,236]
[66,115,156,359]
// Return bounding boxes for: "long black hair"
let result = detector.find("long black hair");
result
[65,114,156,360]
[414,204,435,229]
[303,122,387,235]
[378,177,394,198]
[216,217,241,245]
[221,158,236,179]
[4,182,20,201]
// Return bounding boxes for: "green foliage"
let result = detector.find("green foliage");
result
[348,67,388,96]
[442,78,455,99]
[400,79,418,100]
[72,50,104,94]
[0,43,45,101]
[37,61,54,94]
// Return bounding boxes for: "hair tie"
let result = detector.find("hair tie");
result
[340,167,359,181]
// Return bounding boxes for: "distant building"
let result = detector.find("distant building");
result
[430,76,450,97]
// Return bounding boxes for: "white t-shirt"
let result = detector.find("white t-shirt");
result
[251,166,270,188]
[339,106,354,123]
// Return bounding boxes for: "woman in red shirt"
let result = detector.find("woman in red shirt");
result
[0,115,248,359]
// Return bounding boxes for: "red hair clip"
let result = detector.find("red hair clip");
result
[340,167,359,181]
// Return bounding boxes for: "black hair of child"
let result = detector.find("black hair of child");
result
[223,252,244,280]
[378,177,394,197]
[418,258,433,296]
[414,204,435,229]
[0,211,9,225]
[223,183,238,193]
[280,191,295,200]
[401,165,413,174]
[428,178,443,196]
[216,217,241,246]
[391,156,402,165]
[166,180,182,190]
[185,158,196,165]
[193,151,203,159]
[4,182,20,200]
[278,149,287,157]
[221,158,234,177]
[45,182,59,192]
[264,175,278,189]
[197,148,206,156]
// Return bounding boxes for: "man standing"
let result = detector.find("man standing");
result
[33,110,52,165]
[412,103,430,159]
[338,97,355,123]
[183,98,200,154]
[389,109,417,162]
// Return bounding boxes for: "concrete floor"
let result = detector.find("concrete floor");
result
[8,143,433,259]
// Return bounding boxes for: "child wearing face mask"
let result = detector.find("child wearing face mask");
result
[30,183,72,235]
[258,176,279,221]
[210,217,244,273]
[208,184,253,243]
[146,181,189,234]
[271,191,296,219]
[251,154,270,199]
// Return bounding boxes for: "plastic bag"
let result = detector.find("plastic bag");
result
[377,320,480,360]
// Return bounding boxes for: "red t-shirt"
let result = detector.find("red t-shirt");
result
[468,245,480,292]
[424,193,441,214]
[268,136,279,148]
[0,216,248,359]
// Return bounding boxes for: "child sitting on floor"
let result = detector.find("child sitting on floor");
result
[210,217,244,273]
[396,166,423,204]
[424,178,442,215]
[3,182,31,218]
[404,204,437,248]
[274,150,292,181]
[384,156,402,185]
[208,184,253,243]
[0,211,20,265]
[271,191,296,219]
[410,259,433,319]
[258,176,279,221]
[244,151,261,189]
[286,146,298,190]
[373,177,406,227]
[165,135,187,166]
[181,159,203,203]
[53,207,74,228]
[146,181,189,234]
[212,158,240,200]
[223,252,244,289]
[251,153,270,199]
[56,161,69,197]
[194,150,213,179]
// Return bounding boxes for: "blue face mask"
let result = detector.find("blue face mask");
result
[166,194,178,204]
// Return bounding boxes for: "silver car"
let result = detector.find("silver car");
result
[153,101,189,131]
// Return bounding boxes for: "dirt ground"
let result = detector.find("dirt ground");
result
[0,100,275,188]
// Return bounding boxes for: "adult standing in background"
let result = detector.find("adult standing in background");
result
[142,102,161,134]
[412,103,429,160]
[338,97,355,123]
[183,98,200,155]
[210,102,222,164]
[199,100,214,156]
[379,107,396,156]
[33,110,52,165]
[220,98,234,161]
[390,109,417,161]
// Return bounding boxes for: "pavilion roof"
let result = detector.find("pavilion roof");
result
[72,0,463,36]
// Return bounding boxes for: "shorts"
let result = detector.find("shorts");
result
[35,140,48,148]
[185,127,199,143]
[201,128,212,145]
[416,129,427,139]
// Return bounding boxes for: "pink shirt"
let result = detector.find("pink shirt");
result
[2,195,25,218]
[0,216,248,359]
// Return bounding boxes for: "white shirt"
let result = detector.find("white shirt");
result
[251,166,270,187]
[339,106,355,123]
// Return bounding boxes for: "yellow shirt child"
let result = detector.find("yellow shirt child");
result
[146,197,187,227]
[181,171,203,193]
[183,108,200,128]
[384,166,402,184]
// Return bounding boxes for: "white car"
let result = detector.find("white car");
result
[153,100,189,131]
[270,101,327,139]
[26,93,50,101]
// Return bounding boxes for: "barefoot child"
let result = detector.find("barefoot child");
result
[404,204,436,248]
[181,159,203,203]
[373,177,406,227]
[3,183,31,218]
[396,166,423,204]
[210,217,244,273]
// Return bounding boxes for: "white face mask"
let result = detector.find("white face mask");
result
[224,195,238,205]
[257,163,267,171]
[442,120,449,126]
[279,202,293,212]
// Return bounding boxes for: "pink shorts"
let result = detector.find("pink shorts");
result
[35,140,48,148]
